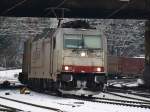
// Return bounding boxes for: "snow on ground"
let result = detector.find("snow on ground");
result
[0,89,149,112]
[0,69,21,84]
[0,97,56,112]
[107,78,144,88]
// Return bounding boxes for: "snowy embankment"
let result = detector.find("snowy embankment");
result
[0,69,22,84]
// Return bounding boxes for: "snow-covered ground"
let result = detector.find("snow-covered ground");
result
[107,78,144,88]
[0,89,149,112]
[0,69,21,84]
[0,97,56,112]
[0,70,149,112]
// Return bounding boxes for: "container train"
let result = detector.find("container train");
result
[19,20,145,96]
[19,21,107,96]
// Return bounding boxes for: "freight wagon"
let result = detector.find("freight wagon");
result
[107,56,144,79]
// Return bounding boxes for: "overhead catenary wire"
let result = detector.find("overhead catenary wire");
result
[106,0,137,18]
[44,0,69,18]
[2,0,28,15]
[45,0,67,12]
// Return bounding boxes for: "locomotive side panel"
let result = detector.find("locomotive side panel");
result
[43,39,52,78]
[52,29,63,75]
[29,29,63,80]
[19,39,32,84]
[30,38,53,79]
[30,39,44,78]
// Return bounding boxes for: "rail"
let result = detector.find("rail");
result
[0,95,63,112]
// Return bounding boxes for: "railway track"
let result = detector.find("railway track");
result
[0,95,63,112]
[92,96,150,105]
[32,88,150,109]
[1,86,150,111]
[106,88,150,103]
[0,104,22,112]
[129,92,150,98]
[106,91,150,102]
[107,87,150,98]
[63,95,150,109]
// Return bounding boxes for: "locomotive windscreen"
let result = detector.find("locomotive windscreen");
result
[83,35,101,49]
[64,34,82,48]
[64,34,102,49]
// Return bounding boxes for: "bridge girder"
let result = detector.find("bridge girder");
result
[0,0,150,19]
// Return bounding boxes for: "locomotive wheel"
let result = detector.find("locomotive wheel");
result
[88,95,93,98]
[56,90,63,97]
[2,81,10,87]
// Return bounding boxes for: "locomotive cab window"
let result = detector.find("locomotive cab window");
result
[83,35,101,49]
[64,34,101,49]
[64,34,82,48]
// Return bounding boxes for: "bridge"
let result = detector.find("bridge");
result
[0,0,150,87]
[0,0,150,19]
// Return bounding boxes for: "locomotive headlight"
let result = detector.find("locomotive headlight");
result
[93,67,104,72]
[80,52,86,57]
[97,67,101,72]
[64,66,69,71]
[63,65,73,71]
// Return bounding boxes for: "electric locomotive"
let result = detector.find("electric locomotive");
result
[19,21,107,96]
